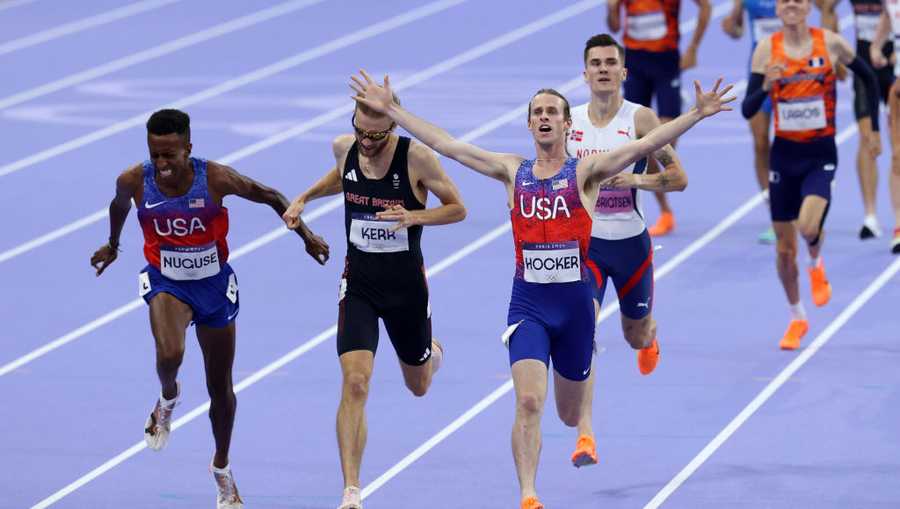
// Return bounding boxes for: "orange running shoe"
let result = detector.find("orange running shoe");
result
[808,259,832,307]
[638,339,660,375]
[779,319,809,350]
[521,496,544,509]
[571,434,598,468]
[648,211,675,237]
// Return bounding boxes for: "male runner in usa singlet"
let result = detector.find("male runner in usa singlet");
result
[90,109,329,509]
[350,69,732,509]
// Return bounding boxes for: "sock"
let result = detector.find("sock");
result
[160,383,179,407]
[789,301,807,321]
[211,463,231,475]
[808,255,822,268]
[430,341,443,374]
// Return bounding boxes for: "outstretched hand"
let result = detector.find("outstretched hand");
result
[349,70,394,115]
[693,78,736,118]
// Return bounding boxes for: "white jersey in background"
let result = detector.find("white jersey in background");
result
[567,100,647,240]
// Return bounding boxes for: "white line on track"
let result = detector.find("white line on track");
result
[0,0,184,57]
[0,0,598,374]
[0,0,39,13]
[0,0,465,177]
[0,0,600,266]
[644,256,900,508]
[0,0,326,110]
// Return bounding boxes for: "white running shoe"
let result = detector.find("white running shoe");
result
[338,486,362,509]
[212,463,244,509]
[143,383,179,451]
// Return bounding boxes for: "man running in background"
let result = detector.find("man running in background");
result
[607,0,712,236]
[90,109,329,509]
[822,0,897,240]
[282,92,466,509]
[565,33,689,468]
[742,0,882,349]
[350,69,732,509]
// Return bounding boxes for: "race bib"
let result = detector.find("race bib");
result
[595,188,635,214]
[753,17,782,41]
[777,98,826,131]
[349,213,409,253]
[522,241,581,284]
[855,13,880,42]
[160,243,221,281]
[627,11,667,41]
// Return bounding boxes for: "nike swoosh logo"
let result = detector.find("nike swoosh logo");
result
[145,200,167,209]
[226,309,239,321]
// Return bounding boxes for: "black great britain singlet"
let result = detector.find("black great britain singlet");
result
[342,137,425,283]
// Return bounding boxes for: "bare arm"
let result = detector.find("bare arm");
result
[617,107,688,192]
[721,0,744,39]
[608,0,622,32]
[209,162,330,264]
[283,135,352,230]
[682,0,712,69]
[351,71,520,184]
[580,79,734,184]
[90,164,141,275]
[818,0,839,32]
[376,142,467,229]
[871,10,891,67]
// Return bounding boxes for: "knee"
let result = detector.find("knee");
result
[156,342,185,371]
[405,376,431,398]
[797,221,820,244]
[343,371,370,401]
[775,242,797,267]
[516,392,544,417]
[557,405,581,427]
[624,319,655,349]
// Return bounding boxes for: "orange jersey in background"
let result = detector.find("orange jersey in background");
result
[623,0,681,52]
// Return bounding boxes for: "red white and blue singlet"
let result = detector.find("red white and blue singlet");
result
[136,157,238,327]
[505,157,597,381]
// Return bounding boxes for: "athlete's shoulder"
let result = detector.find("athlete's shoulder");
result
[633,105,661,136]
[407,139,438,163]
[117,162,144,189]
[332,134,355,159]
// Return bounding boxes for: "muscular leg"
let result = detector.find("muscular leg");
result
[148,292,193,400]
[337,350,374,489]
[856,117,879,219]
[511,359,548,501]
[196,321,238,469]
[553,370,589,428]
[773,221,800,305]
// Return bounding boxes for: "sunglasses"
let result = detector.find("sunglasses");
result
[351,113,395,141]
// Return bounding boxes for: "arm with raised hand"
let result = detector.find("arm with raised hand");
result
[282,135,352,230]
[349,70,521,185]
[580,78,735,184]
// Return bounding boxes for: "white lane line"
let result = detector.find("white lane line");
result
[0,0,598,266]
[29,221,510,508]
[0,0,465,177]
[0,0,39,13]
[0,0,326,110]
[643,256,900,509]
[0,0,184,57]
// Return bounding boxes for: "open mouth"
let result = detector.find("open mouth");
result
[159,168,174,178]
[598,76,611,83]
[538,125,552,133]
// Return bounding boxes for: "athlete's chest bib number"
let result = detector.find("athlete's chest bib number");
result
[753,17,782,41]
[349,213,409,253]
[777,97,826,131]
[595,188,635,214]
[627,11,667,41]
[855,14,880,41]
[160,243,220,281]
[522,241,581,284]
